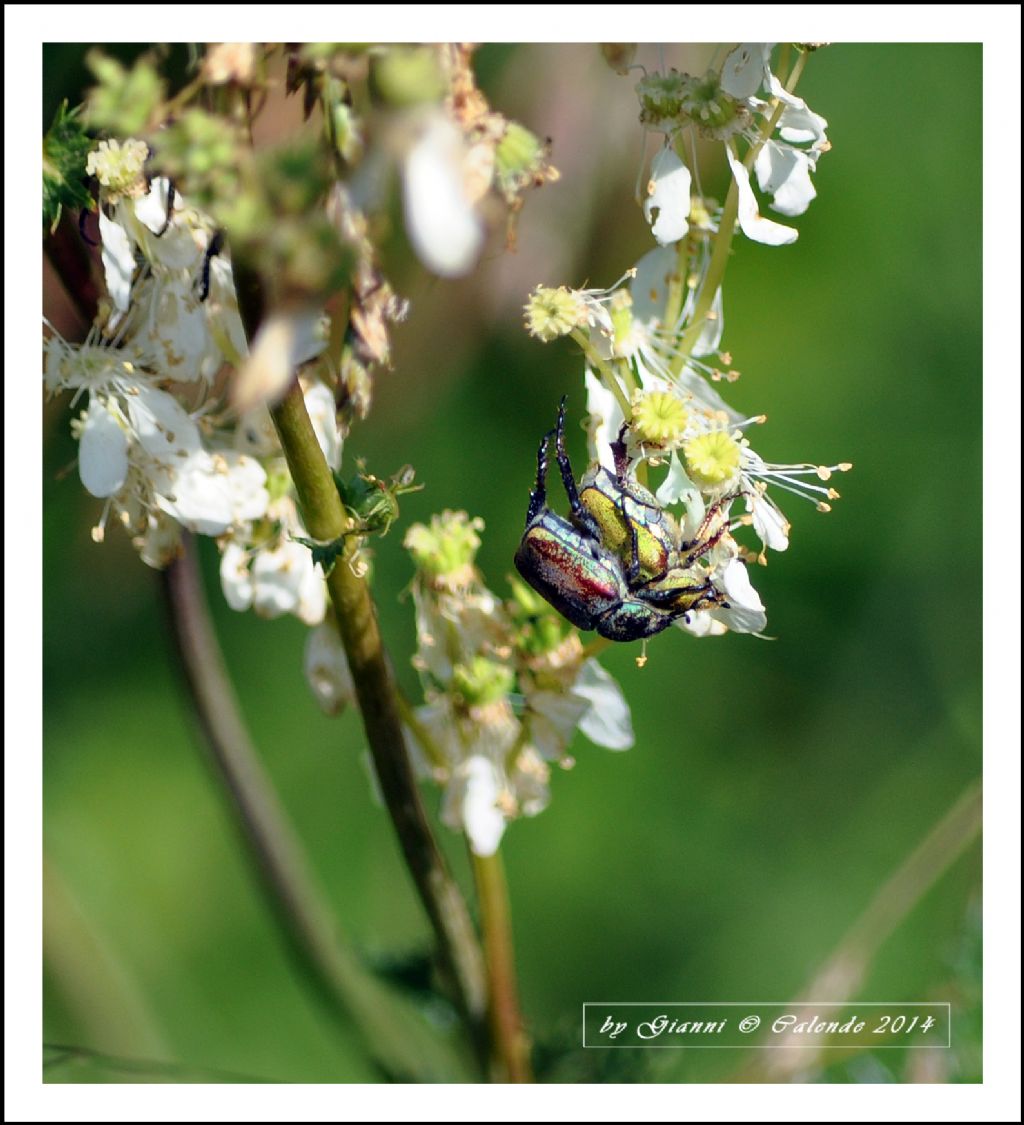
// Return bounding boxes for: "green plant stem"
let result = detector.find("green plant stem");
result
[160,537,471,1081]
[570,329,633,420]
[267,377,488,1044]
[671,182,738,371]
[672,48,809,372]
[471,851,532,1083]
[737,779,982,1082]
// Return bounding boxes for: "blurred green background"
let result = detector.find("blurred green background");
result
[43,44,981,1083]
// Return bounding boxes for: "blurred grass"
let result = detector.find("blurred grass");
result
[43,43,981,1083]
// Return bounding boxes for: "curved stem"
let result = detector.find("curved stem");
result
[672,48,810,371]
[160,538,471,1081]
[471,851,532,1083]
[260,352,487,1041]
[737,780,982,1082]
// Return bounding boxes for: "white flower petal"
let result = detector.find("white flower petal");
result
[572,659,634,750]
[134,178,174,235]
[143,277,220,382]
[675,610,727,637]
[692,286,725,356]
[233,308,323,412]
[754,142,817,217]
[127,387,202,459]
[509,747,550,818]
[303,382,344,471]
[205,255,249,363]
[643,148,692,246]
[720,43,772,98]
[711,558,767,634]
[767,75,829,147]
[630,245,678,326]
[136,512,182,569]
[749,492,790,551]
[727,148,798,246]
[98,212,135,312]
[233,406,279,458]
[155,451,234,535]
[655,451,698,508]
[585,368,624,470]
[78,399,128,498]
[295,555,327,627]
[249,540,309,618]
[527,690,589,760]
[443,756,506,857]
[221,451,270,525]
[304,623,356,715]
[219,540,255,611]
[403,116,483,278]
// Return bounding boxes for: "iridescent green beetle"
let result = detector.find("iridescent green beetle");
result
[513,399,730,642]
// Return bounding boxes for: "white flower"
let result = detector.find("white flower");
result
[252,539,326,625]
[768,74,829,148]
[711,556,767,634]
[442,755,507,857]
[402,114,484,278]
[644,147,692,245]
[77,398,129,498]
[572,659,634,750]
[218,497,327,625]
[523,688,589,761]
[304,623,356,715]
[155,449,268,537]
[134,511,183,569]
[303,381,344,471]
[97,211,135,313]
[727,147,798,246]
[219,540,255,611]
[754,142,818,217]
[636,48,828,246]
[232,307,328,411]
[720,44,772,99]
[585,368,625,470]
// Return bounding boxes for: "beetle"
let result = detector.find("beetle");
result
[513,398,731,642]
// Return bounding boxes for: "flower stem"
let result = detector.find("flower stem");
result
[160,537,472,1080]
[672,48,811,372]
[470,850,532,1082]
[571,328,632,419]
[267,376,488,1045]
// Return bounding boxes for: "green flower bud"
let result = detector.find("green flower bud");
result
[405,511,484,581]
[452,656,514,707]
[373,47,445,106]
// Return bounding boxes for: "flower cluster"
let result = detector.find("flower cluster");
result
[45,139,345,645]
[45,44,557,723]
[402,511,632,856]
[637,42,831,247]
[524,44,848,639]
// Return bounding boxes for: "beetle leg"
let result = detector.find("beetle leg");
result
[624,507,644,585]
[153,180,176,237]
[526,429,554,526]
[679,492,741,567]
[610,421,630,479]
[614,467,645,585]
[196,230,225,302]
[554,396,603,543]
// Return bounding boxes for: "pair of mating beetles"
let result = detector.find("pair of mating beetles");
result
[514,399,732,642]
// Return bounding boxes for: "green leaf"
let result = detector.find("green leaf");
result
[292,533,349,576]
[84,50,165,136]
[42,101,93,232]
